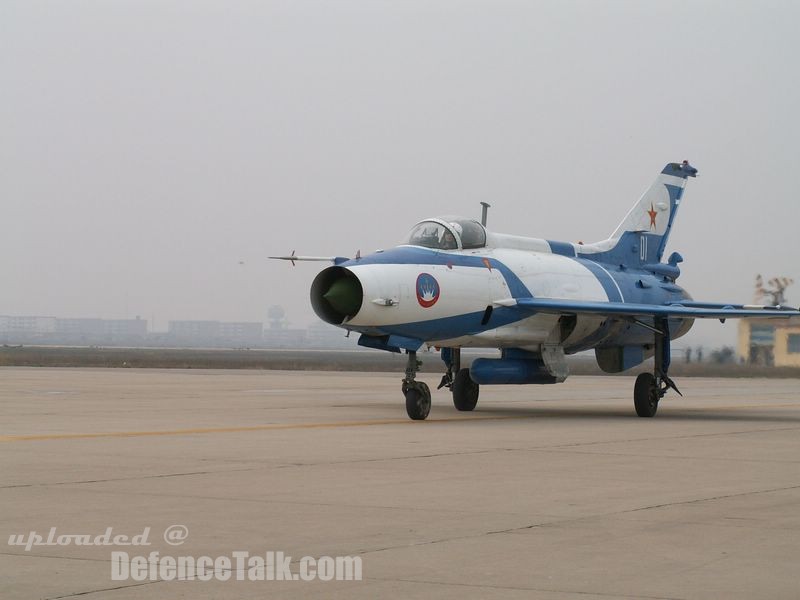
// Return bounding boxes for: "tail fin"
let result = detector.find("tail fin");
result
[586,161,697,266]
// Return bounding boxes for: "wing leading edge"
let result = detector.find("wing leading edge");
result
[495,298,800,320]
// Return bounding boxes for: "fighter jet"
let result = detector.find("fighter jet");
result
[272,161,800,420]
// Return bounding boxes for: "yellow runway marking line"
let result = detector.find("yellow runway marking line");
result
[0,415,529,443]
[2,403,798,443]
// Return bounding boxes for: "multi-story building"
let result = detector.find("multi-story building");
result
[56,318,105,336]
[168,320,221,340]
[168,320,263,346]
[103,318,147,338]
[306,321,353,349]
[738,318,800,367]
[219,322,263,343]
[1,316,57,335]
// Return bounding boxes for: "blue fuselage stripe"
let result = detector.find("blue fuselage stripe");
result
[656,183,683,261]
[359,306,525,342]
[575,258,623,302]
[547,240,576,257]
[342,245,690,348]
[344,246,533,298]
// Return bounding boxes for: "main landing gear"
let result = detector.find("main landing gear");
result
[634,317,682,418]
[439,348,479,412]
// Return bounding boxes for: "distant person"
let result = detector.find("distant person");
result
[697,347,704,363]
[685,347,692,364]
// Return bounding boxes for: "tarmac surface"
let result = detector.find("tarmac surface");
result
[1,367,799,599]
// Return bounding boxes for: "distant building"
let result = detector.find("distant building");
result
[306,321,353,349]
[262,327,307,348]
[167,320,263,346]
[738,319,800,367]
[103,318,147,338]
[0,316,57,342]
[168,320,221,340]
[220,322,263,345]
[0,315,57,335]
[737,275,800,367]
[0,312,363,349]
[56,318,105,336]
[54,317,146,343]
[0,315,147,344]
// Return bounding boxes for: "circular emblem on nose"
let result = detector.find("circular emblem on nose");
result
[416,273,440,308]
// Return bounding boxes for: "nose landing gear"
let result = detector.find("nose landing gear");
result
[402,351,431,420]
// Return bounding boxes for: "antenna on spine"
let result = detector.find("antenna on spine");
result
[480,202,491,227]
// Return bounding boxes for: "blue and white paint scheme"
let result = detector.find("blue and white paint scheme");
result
[272,161,800,420]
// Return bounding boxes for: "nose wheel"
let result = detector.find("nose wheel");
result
[404,381,431,420]
[402,350,431,420]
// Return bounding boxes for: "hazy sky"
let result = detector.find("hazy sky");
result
[2,0,798,348]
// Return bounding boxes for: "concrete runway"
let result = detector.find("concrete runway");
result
[2,368,799,599]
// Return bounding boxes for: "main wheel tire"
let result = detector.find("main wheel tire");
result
[634,372,659,418]
[452,368,479,411]
[405,383,431,420]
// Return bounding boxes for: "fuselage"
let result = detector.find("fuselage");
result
[311,225,694,355]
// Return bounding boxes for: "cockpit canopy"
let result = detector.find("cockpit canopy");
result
[404,217,487,250]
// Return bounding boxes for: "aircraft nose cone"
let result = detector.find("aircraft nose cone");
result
[323,278,361,317]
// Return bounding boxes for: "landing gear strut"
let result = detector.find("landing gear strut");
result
[438,348,479,412]
[403,350,430,420]
[634,317,682,418]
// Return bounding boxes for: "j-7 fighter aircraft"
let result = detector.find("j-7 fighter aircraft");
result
[272,161,800,420]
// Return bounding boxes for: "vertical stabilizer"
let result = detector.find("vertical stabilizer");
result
[609,161,697,263]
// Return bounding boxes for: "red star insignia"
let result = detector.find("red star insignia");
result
[647,203,658,230]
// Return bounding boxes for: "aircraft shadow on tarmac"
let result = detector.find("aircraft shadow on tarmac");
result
[375,403,800,424]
